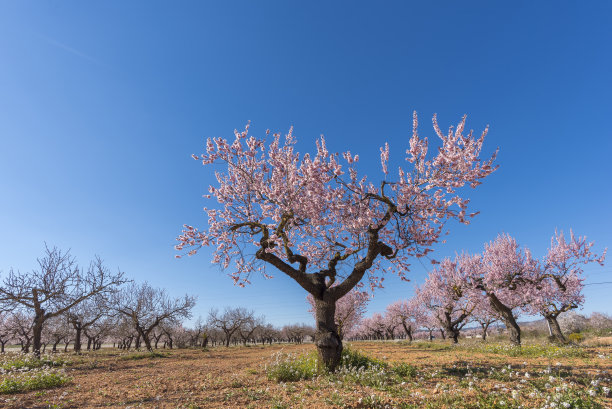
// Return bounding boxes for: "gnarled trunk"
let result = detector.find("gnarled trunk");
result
[73,324,83,352]
[313,297,342,372]
[545,314,566,343]
[487,293,521,345]
[32,313,44,358]
[480,322,490,341]
[402,322,413,343]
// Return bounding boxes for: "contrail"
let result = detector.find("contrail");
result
[42,36,100,65]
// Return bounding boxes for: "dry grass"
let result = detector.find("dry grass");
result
[1,340,610,408]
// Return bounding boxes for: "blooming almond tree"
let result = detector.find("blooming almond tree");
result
[466,234,539,345]
[386,297,425,342]
[419,256,479,343]
[307,287,369,341]
[359,312,388,340]
[470,294,499,341]
[528,230,606,343]
[176,113,498,370]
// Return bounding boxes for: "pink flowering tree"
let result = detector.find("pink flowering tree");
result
[469,294,499,341]
[528,230,606,342]
[420,310,442,341]
[359,312,388,340]
[418,256,479,343]
[307,287,369,341]
[176,113,497,370]
[385,297,424,342]
[466,234,539,345]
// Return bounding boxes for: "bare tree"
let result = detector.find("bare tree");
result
[207,307,254,347]
[66,293,111,352]
[112,317,136,350]
[0,246,127,356]
[0,313,12,353]
[238,315,264,346]
[281,324,315,344]
[114,282,196,351]
[43,316,72,353]
[83,316,115,350]
[8,311,33,352]
[255,324,279,345]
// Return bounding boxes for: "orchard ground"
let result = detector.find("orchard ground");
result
[2,336,612,409]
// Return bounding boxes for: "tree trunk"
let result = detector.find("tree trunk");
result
[32,313,44,358]
[481,322,490,341]
[74,326,83,353]
[487,293,521,345]
[313,297,342,372]
[402,322,413,343]
[439,329,446,340]
[139,329,153,351]
[443,311,460,344]
[545,314,566,343]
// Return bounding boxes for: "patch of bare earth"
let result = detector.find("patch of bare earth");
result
[3,342,611,408]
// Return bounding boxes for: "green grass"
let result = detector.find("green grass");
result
[265,350,319,382]
[471,343,590,358]
[340,346,387,370]
[0,354,70,371]
[266,346,417,384]
[119,351,169,361]
[0,370,72,394]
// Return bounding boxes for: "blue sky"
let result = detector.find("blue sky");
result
[0,2,611,326]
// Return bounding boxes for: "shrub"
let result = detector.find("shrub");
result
[392,362,417,378]
[569,332,585,343]
[265,351,318,382]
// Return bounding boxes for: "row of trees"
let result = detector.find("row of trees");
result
[0,246,196,356]
[348,231,606,345]
[0,246,321,353]
[0,305,316,353]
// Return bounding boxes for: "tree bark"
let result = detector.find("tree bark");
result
[32,313,44,358]
[73,323,83,352]
[545,314,566,343]
[481,322,490,341]
[402,322,413,343]
[487,293,521,345]
[313,297,342,372]
[439,329,446,340]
